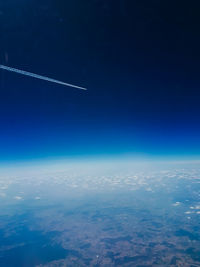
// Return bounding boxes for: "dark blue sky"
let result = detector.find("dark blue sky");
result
[0,0,200,161]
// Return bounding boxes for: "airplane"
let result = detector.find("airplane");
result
[0,64,87,90]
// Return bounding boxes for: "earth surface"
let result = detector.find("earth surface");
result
[0,159,200,267]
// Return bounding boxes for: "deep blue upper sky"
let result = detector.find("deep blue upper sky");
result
[0,0,200,161]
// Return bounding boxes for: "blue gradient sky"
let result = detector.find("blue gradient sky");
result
[0,0,200,162]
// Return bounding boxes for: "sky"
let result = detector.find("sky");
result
[0,0,200,162]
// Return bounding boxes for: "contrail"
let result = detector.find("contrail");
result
[0,64,87,90]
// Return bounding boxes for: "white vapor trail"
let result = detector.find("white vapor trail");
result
[0,65,87,90]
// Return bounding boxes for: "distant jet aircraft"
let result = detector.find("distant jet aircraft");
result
[0,64,87,90]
